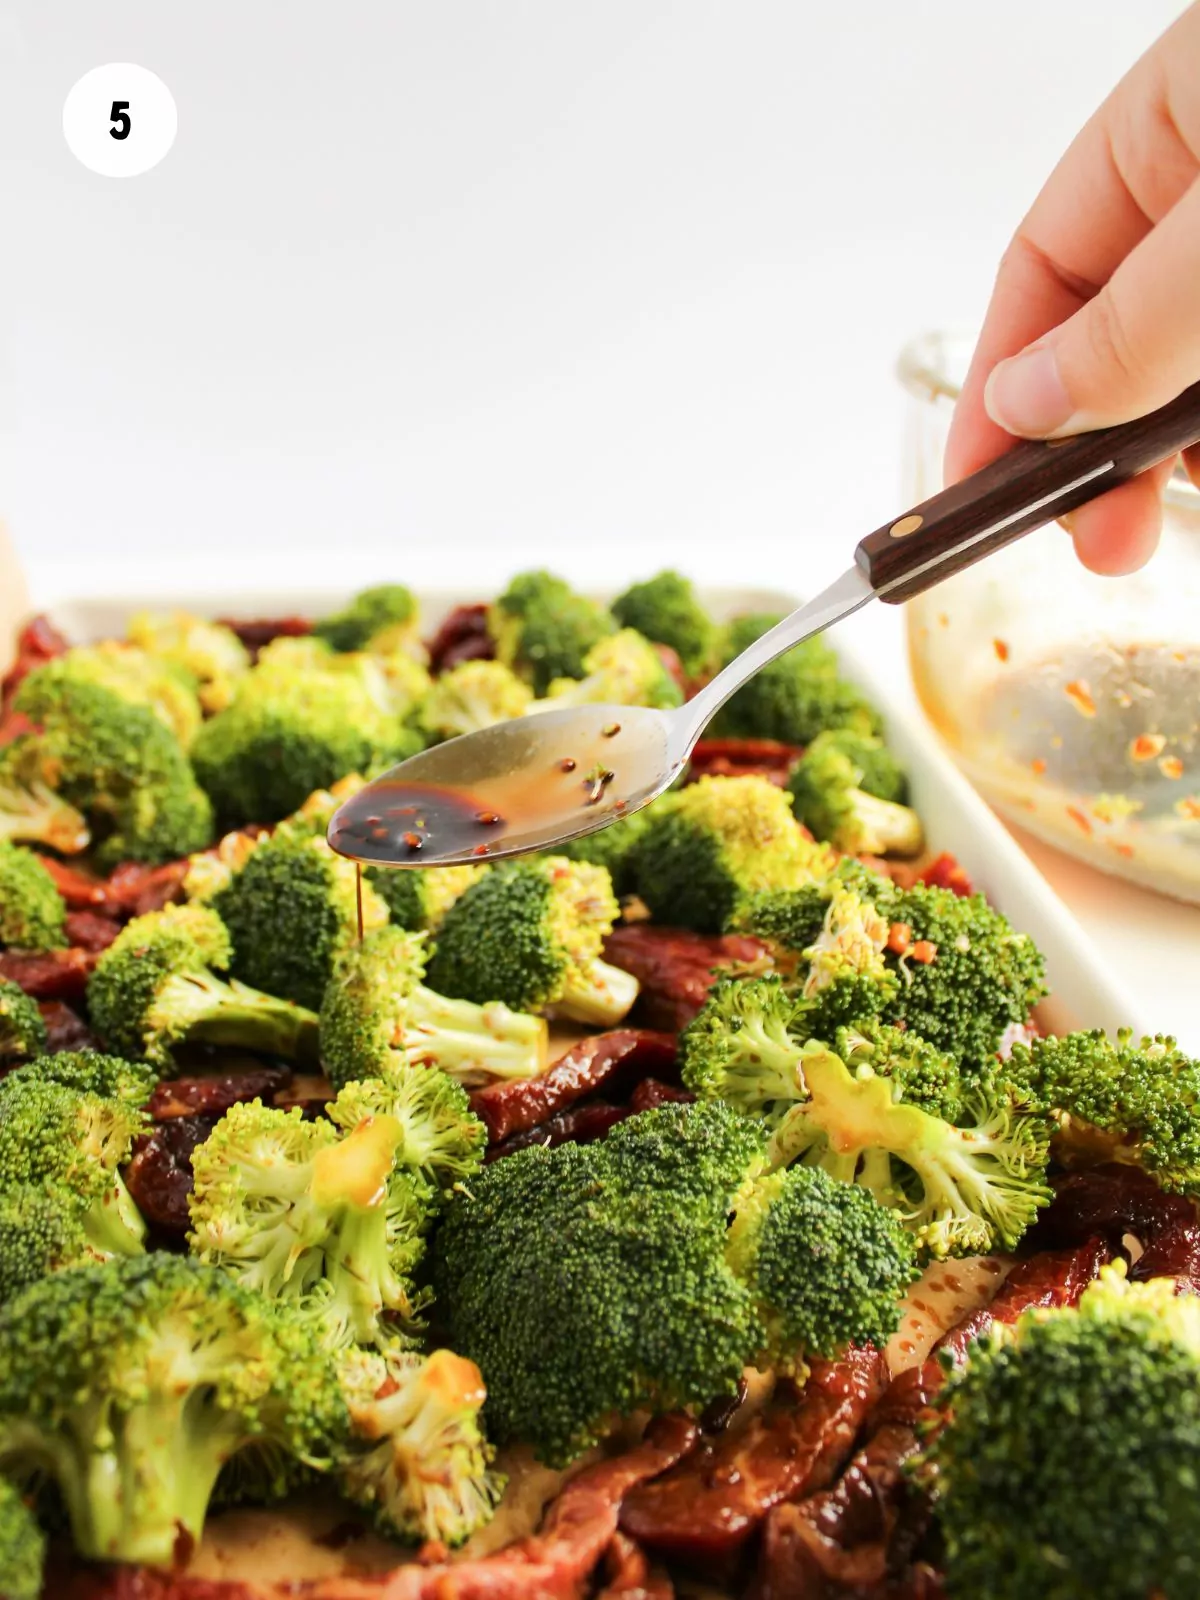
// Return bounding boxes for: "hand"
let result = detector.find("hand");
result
[945,4,1200,575]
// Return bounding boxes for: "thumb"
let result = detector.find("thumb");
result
[984,176,1200,439]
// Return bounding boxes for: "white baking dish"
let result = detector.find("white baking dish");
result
[39,583,1145,1042]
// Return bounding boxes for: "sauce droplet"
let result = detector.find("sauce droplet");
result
[558,757,577,773]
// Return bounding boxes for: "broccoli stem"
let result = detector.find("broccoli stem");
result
[156,973,319,1064]
[406,986,548,1084]
[850,790,924,857]
[0,779,90,854]
[83,1174,148,1259]
[556,957,640,1027]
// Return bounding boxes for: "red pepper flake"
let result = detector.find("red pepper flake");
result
[887,921,912,956]
[1128,733,1166,762]
[910,939,937,964]
[1030,757,1047,776]
[993,638,1010,662]
[1064,680,1096,718]
[1160,756,1184,781]
[1066,805,1093,835]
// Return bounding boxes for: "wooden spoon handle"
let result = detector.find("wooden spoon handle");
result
[856,380,1200,604]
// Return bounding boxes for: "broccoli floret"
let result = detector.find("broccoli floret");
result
[88,904,319,1068]
[182,823,267,902]
[1005,1028,1200,1194]
[786,730,922,857]
[215,829,388,1011]
[554,807,653,896]
[0,1184,113,1304]
[321,926,547,1092]
[10,670,213,868]
[725,1164,917,1374]
[681,975,959,1125]
[627,775,835,934]
[327,1070,486,1195]
[315,585,420,654]
[38,643,203,749]
[711,613,881,744]
[188,1100,433,1348]
[127,610,251,714]
[731,859,891,968]
[0,1252,347,1565]
[0,980,47,1068]
[0,1077,147,1260]
[367,862,486,933]
[192,652,424,827]
[610,570,717,678]
[922,1264,1200,1600]
[0,841,66,951]
[1,1048,156,1107]
[0,748,91,855]
[336,1344,504,1546]
[433,1101,765,1464]
[419,660,533,741]
[766,1041,1050,1258]
[0,1478,44,1600]
[538,628,682,710]
[488,571,615,695]
[427,857,638,1027]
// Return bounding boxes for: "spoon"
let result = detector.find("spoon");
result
[329,381,1200,869]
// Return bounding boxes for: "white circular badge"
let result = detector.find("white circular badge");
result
[63,63,177,177]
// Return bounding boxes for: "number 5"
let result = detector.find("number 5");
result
[109,100,131,140]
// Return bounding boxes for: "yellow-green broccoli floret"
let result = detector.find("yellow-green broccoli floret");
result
[0,840,67,951]
[368,862,487,934]
[11,668,213,868]
[127,610,251,714]
[327,1069,487,1195]
[320,926,547,1092]
[538,628,682,710]
[488,570,615,695]
[610,570,717,678]
[921,1264,1200,1600]
[0,747,90,855]
[627,774,835,934]
[39,643,203,749]
[0,980,47,1068]
[711,613,881,744]
[0,1253,347,1565]
[427,857,638,1027]
[786,729,922,857]
[315,585,421,654]
[214,830,388,1011]
[88,904,319,1068]
[419,660,532,741]
[188,1099,433,1349]
[1,1048,156,1107]
[0,1477,44,1600]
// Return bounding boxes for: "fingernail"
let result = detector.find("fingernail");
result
[984,343,1076,437]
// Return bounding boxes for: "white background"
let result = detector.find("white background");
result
[2,1,1196,1039]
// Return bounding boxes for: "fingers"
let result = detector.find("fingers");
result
[1062,459,1174,576]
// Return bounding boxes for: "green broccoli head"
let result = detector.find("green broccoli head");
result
[1005,1028,1200,1194]
[418,660,533,742]
[215,830,388,1011]
[315,585,420,653]
[922,1265,1200,1600]
[366,862,486,934]
[767,1041,1051,1259]
[0,842,67,952]
[127,609,252,714]
[427,856,638,1027]
[726,1164,917,1374]
[786,730,922,857]
[327,1069,486,1196]
[188,1099,434,1349]
[320,925,548,1092]
[336,1344,504,1547]
[554,806,654,896]
[627,774,836,934]
[192,655,423,826]
[88,903,319,1068]
[0,1478,44,1600]
[34,643,203,749]
[0,1077,147,1261]
[0,980,48,1068]
[711,614,881,744]
[433,1100,766,1465]
[610,570,717,678]
[0,1183,116,1306]
[1,1048,157,1107]
[540,628,683,710]
[0,1252,347,1565]
[11,669,213,868]
[0,746,91,855]
[731,859,895,969]
[488,570,615,695]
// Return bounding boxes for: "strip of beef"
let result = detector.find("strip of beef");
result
[216,615,312,659]
[469,1030,677,1145]
[37,999,98,1054]
[753,1240,1113,1600]
[1025,1163,1195,1255]
[147,1065,294,1122]
[629,1079,694,1113]
[1130,1212,1200,1292]
[619,1348,887,1573]
[0,945,97,1001]
[1,614,70,708]
[65,910,123,953]
[36,855,189,918]
[594,1533,674,1600]
[427,604,495,674]
[602,926,772,1034]
[124,1114,221,1236]
[487,1100,632,1160]
[686,739,802,787]
[300,1412,699,1600]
